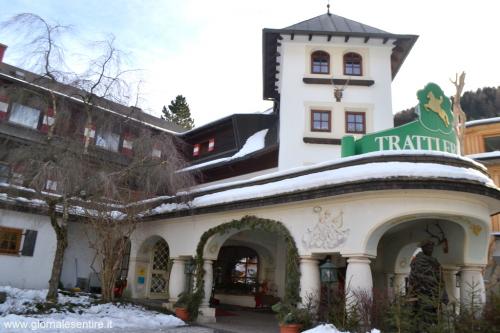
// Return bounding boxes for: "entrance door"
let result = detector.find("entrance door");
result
[149,239,170,299]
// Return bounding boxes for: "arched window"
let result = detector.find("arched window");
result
[344,52,362,76]
[311,51,330,74]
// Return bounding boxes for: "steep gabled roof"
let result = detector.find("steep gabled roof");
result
[262,12,418,100]
[284,13,389,35]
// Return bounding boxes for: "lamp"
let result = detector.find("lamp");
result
[320,258,338,283]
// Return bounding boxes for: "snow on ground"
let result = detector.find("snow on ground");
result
[0,286,91,314]
[0,286,184,332]
[181,129,269,171]
[302,324,380,333]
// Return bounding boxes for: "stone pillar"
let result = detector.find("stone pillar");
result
[442,266,460,304]
[168,258,186,303]
[299,257,320,305]
[201,259,214,307]
[198,259,216,323]
[345,256,373,304]
[394,273,408,296]
[460,266,486,308]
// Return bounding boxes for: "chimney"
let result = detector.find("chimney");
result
[0,44,7,63]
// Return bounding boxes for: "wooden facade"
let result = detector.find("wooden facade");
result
[465,120,500,232]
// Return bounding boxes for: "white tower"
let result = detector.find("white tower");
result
[262,11,418,170]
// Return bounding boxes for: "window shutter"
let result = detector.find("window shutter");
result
[208,138,215,152]
[193,144,200,157]
[121,132,134,157]
[0,95,8,121]
[40,107,55,133]
[151,142,162,158]
[21,230,37,256]
[83,123,96,144]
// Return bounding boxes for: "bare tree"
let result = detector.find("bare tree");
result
[1,13,195,303]
[82,132,194,302]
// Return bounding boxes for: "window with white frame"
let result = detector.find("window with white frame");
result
[9,103,41,129]
[95,129,121,152]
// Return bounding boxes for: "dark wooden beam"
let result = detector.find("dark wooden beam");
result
[308,34,312,41]
[327,35,332,42]
[303,137,341,145]
[303,77,375,87]
[274,52,281,57]
[364,37,370,43]
[383,37,389,44]
[277,42,282,47]
[291,33,294,40]
[344,36,350,42]
[277,35,283,40]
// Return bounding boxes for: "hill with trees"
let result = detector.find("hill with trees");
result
[394,86,500,126]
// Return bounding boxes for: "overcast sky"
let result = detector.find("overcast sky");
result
[1,1,499,127]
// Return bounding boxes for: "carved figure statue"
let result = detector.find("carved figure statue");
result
[450,72,467,155]
[408,240,448,332]
[424,91,450,127]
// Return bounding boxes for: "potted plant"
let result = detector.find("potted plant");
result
[173,292,192,321]
[272,302,312,333]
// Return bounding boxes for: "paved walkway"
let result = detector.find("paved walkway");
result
[202,309,279,333]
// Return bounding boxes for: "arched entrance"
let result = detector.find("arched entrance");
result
[352,213,490,308]
[131,235,171,299]
[193,215,300,324]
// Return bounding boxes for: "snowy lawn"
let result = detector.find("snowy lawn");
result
[303,324,381,333]
[0,286,185,332]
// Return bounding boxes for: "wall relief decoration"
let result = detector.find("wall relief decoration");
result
[302,207,350,249]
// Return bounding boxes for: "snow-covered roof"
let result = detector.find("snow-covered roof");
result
[181,129,269,171]
[149,151,496,216]
[467,151,500,160]
[466,117,500,128]
[188,150,487,194]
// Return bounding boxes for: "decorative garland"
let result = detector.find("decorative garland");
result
[190,215,301,319]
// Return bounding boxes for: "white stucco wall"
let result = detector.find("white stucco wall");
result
[0,209,56,289]
[277,35,394,169]
[60,222,98,289]
[128,188,493,299]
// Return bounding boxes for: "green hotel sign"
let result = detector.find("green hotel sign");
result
[341,83,458,157]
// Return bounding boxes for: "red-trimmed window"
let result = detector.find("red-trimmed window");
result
[193,138,215,157]
[344,52,362,76]
[311,51,330,74]
[345,111,366,134]
[311,110,331,132]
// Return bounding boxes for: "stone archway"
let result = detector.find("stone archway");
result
[191,215,301,321]
[360,213,490,307]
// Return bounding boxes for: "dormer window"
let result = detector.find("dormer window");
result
[344,52,362,76]
[311,51,330,74]
[193,138,215,157]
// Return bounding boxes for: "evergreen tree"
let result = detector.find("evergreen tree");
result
[161,95,195,130]
[394,86,500,126]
